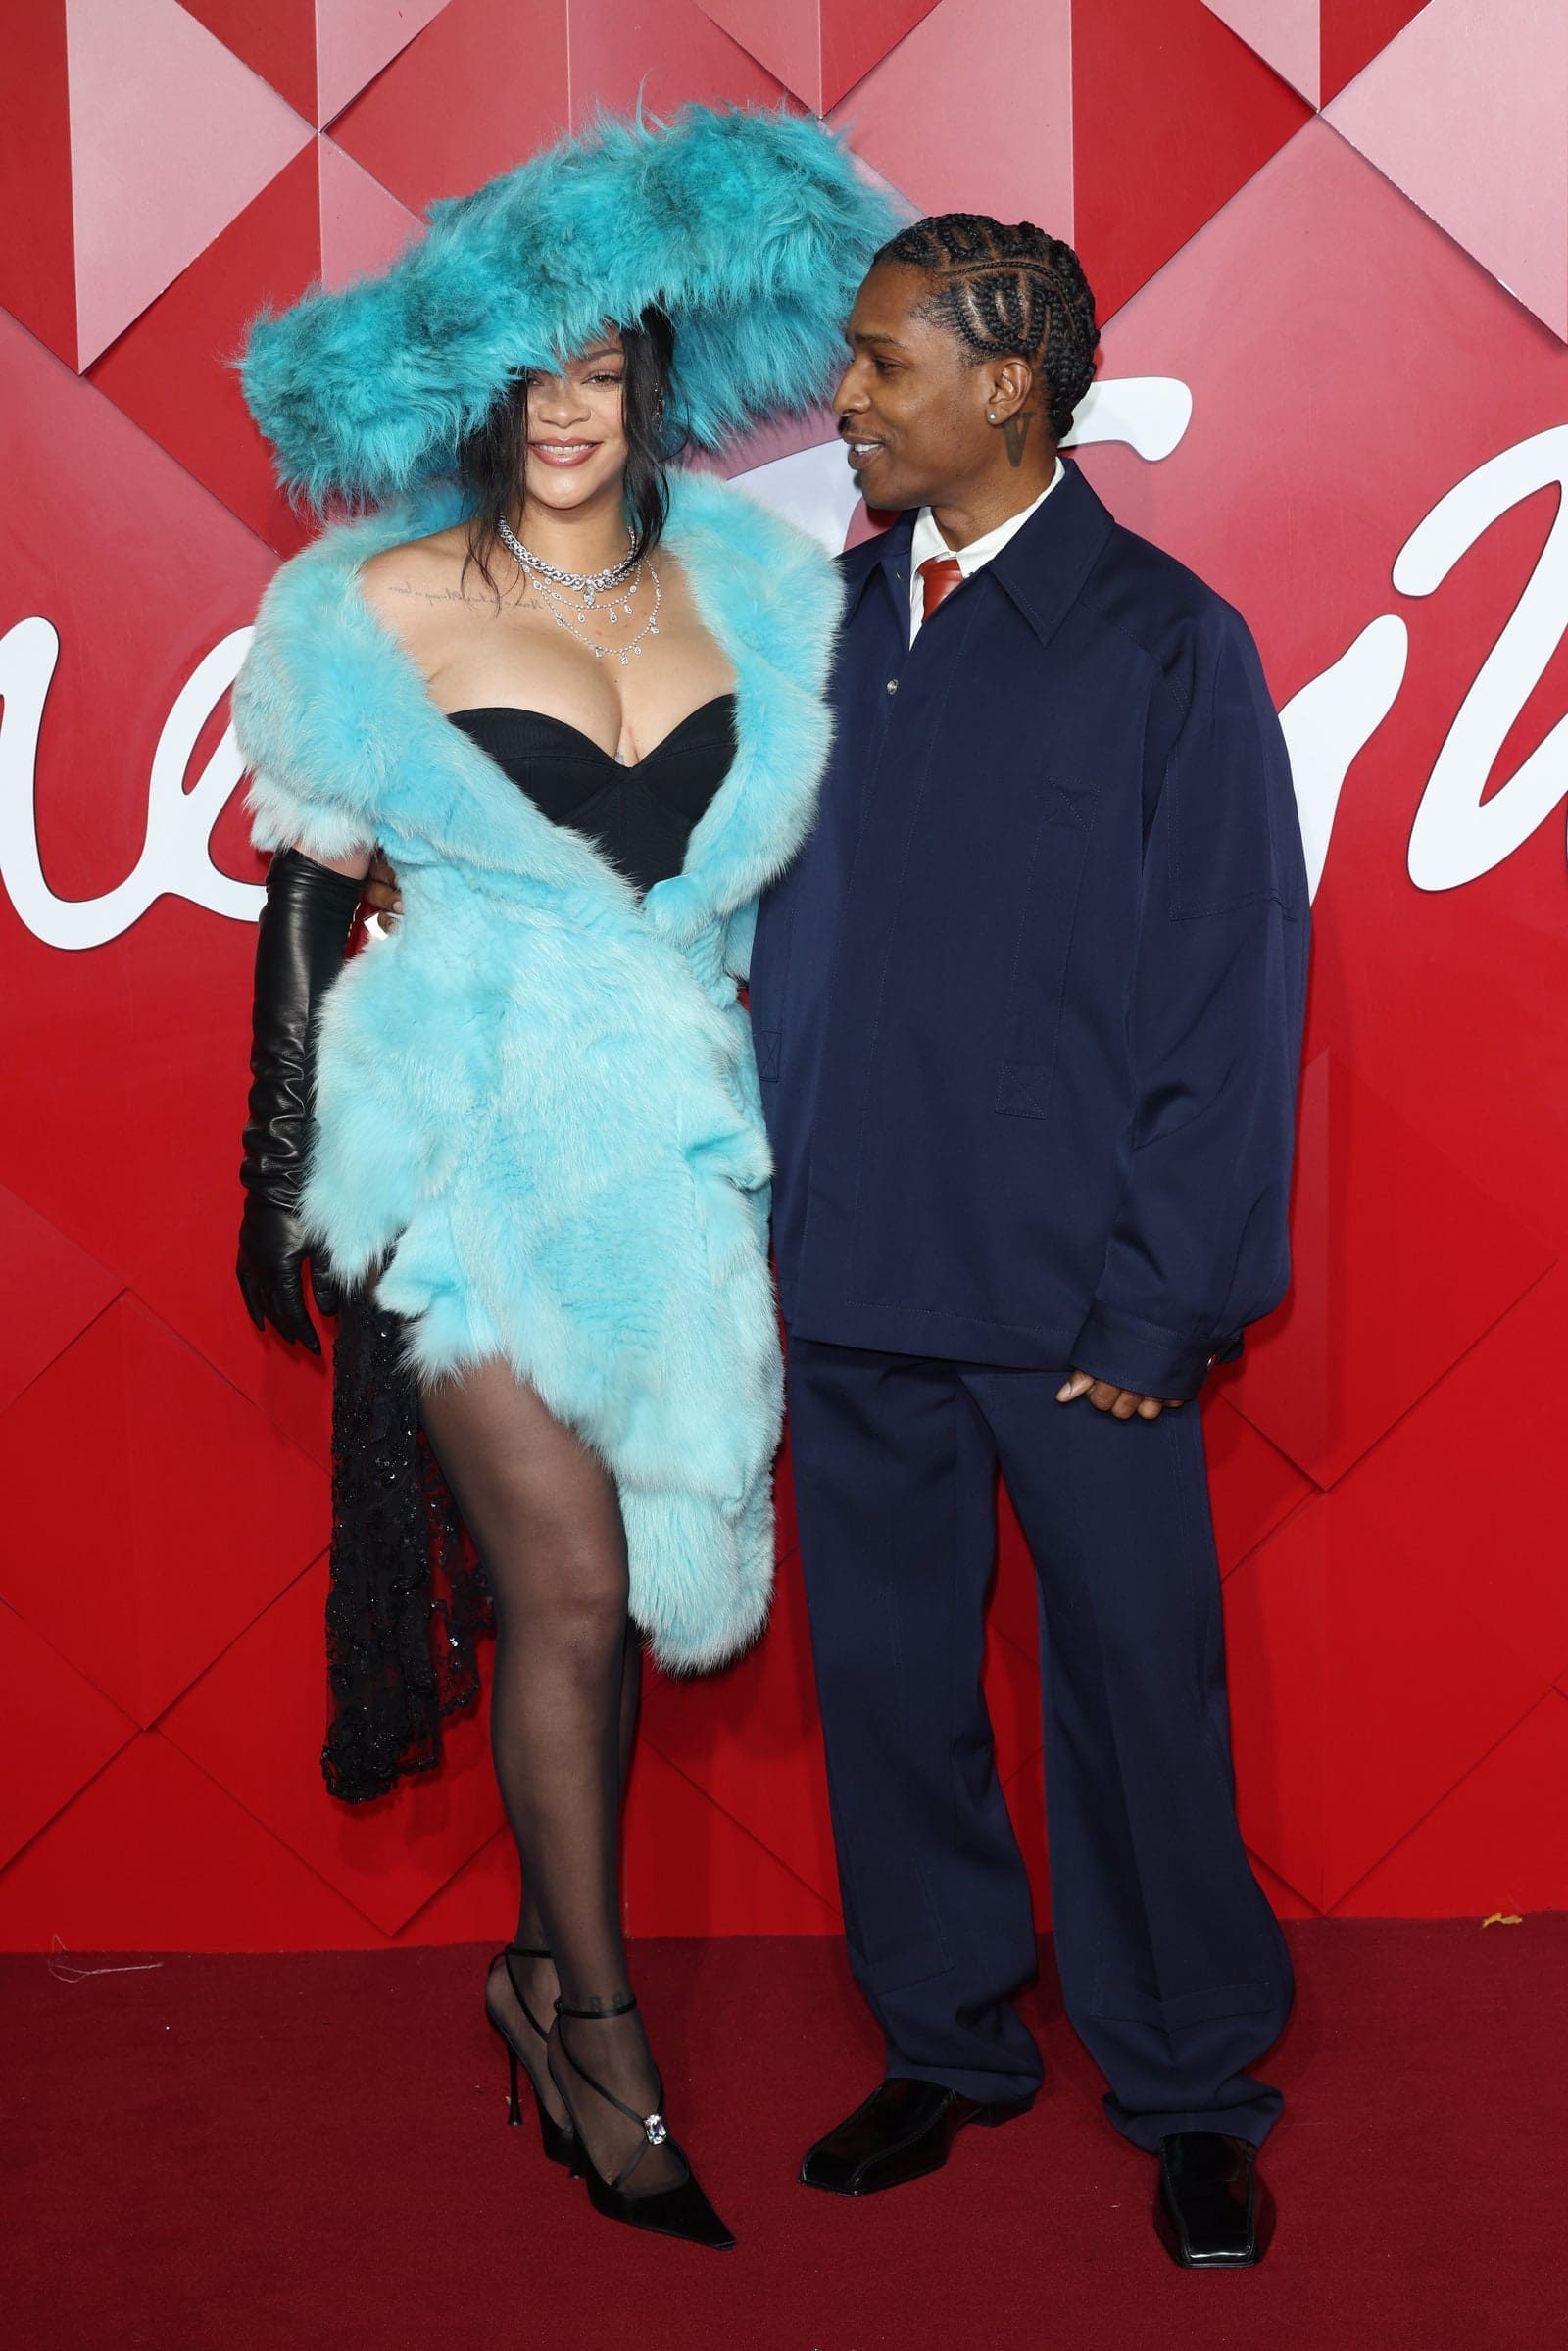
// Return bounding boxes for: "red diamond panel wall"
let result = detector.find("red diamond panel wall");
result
[1,0,1564,1950]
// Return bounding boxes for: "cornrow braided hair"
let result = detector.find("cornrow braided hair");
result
[874,215,1099,442]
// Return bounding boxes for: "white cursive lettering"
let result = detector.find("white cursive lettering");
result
[1280,617,1409,904]
[4,406,1566,949]
[1397,423,1568,892]
[0,617,260,949]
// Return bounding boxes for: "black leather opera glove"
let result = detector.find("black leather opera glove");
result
[237,848,365,1353]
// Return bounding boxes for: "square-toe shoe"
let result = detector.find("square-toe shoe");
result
[1153,2131,1273,2268]
[800,2078,1032,2198]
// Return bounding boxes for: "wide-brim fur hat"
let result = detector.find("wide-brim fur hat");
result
[240,104,900,512]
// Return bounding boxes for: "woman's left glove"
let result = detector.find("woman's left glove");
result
[237,848,365,1353]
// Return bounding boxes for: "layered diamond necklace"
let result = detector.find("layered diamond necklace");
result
[497,516,662,667]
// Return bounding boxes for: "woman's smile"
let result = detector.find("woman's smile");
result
[529,438,603,468]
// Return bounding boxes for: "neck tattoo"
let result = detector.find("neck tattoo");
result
[1002,412,1035,468]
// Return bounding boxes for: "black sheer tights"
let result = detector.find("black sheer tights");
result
[418,1359,683,2193]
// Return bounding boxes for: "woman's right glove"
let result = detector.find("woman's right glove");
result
[237,847,365,1353]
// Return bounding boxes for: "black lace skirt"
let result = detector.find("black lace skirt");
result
[322,1287,492,1802]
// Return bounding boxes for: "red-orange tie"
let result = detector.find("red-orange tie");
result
[917,554,964,622]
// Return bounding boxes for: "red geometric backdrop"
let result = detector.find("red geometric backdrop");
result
[1,0,1564,1951]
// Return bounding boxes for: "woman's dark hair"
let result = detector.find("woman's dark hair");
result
[457,304,679,599]
[873,216,1099,442]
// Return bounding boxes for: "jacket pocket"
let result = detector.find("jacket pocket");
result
[994,777,1100,1120]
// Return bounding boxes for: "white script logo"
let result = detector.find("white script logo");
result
[0,619,257,948]
[2,401,1566,947]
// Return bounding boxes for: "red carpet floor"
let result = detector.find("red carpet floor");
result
[4,1921,1562,2351]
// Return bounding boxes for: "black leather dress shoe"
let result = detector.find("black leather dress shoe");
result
[1153,2132,1273,2268]
[800,2077,1032,2197]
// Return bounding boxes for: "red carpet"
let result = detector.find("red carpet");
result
[6,1921,1561,2351]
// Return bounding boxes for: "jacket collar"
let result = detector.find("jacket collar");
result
[846,461,1115,650]
[844,509,914,621]
[986,461,1116,648]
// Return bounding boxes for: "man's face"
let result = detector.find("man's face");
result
[833,263,994,512]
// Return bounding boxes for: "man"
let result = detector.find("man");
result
[746,214,1309,2268]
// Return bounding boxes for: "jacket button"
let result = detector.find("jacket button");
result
[886,678,899,695]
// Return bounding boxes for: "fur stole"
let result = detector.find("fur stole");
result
[231,470,843,1671]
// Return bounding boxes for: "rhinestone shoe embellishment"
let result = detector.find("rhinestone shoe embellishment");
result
[644,2113,668,2146]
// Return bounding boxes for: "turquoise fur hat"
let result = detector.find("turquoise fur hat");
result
[240,105,900,510]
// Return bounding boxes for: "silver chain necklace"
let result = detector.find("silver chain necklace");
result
[497,518,636,594]
[497,517,662,666]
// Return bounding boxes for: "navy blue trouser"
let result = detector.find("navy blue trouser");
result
[785,1338,1293,2150]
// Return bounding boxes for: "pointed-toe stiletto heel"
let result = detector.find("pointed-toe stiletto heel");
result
[484,1946,579,2171]
[549,1994,736,2250]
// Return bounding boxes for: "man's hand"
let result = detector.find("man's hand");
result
[362,849,403,926]
[1055,1370,1185,1422]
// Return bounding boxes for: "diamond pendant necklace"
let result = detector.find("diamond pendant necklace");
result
[497,516,662,666]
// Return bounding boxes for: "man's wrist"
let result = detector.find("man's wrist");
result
[1068,1301,1220,1401]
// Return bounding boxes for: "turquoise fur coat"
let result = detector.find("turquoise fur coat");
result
[231,471,843,1671]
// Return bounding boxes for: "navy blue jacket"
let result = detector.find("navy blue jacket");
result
[749,463,1310,1398]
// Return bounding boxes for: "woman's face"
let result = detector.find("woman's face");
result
[521,333,629,515]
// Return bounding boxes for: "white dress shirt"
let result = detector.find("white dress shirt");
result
[907,458,1067,644]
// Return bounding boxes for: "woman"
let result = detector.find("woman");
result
[230,106,893,2250]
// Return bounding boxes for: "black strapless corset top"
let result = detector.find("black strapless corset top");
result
[445,694,737,897]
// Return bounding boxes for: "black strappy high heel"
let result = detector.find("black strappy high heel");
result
[548,1993,736,2250]
[484,1946,579,2171]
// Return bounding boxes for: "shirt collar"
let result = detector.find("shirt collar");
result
[846,459,1115,648]
[910,459,1066,580]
